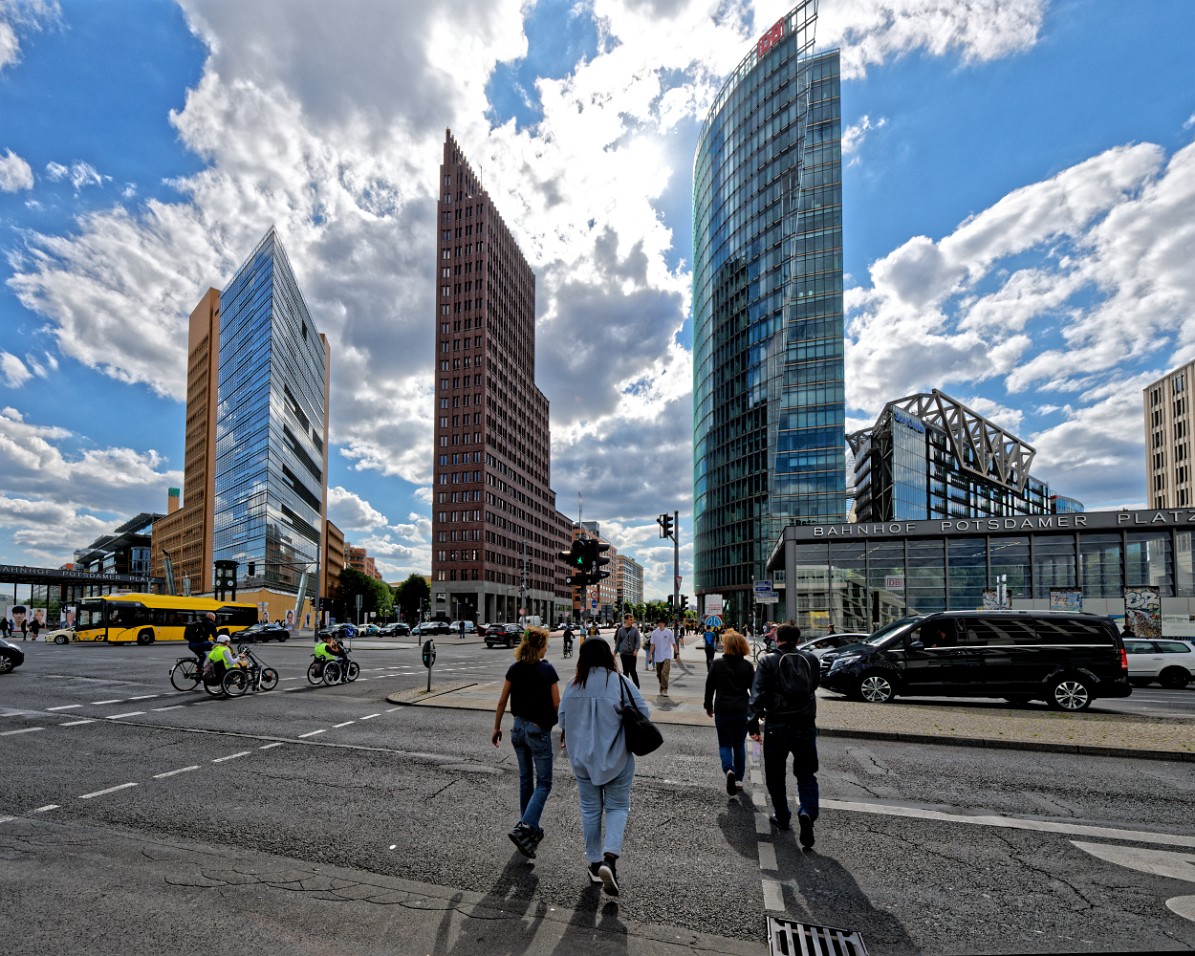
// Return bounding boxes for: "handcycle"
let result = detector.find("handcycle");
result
[221,645,279,697]
[306,652,360,685]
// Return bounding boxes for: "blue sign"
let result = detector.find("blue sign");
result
[705,615,722,628]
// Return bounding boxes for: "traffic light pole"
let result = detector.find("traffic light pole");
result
[672,509,679,614]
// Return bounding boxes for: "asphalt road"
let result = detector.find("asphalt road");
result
[2,639,1194,955]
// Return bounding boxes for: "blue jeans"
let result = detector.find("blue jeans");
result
[762,724,819,826]
[714,712,748,779]
[575,756,635,862]
[510,717,554,832]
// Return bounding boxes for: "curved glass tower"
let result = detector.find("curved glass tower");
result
[692,0,845,626]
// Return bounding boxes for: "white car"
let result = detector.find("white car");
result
[43,626,76,645]
[1124,638,1195,689]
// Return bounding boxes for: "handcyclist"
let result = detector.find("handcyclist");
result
[205,634,246,687]
[313,633,349,675]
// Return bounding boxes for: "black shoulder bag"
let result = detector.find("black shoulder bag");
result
[618,674,663,756]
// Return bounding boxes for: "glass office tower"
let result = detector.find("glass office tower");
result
[692,0,845,625]
[212,227,329,596]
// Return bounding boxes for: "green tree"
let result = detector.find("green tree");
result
[333,567,393,622]
[394,573,430,625]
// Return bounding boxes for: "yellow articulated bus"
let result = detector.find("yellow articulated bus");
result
[74,593,259,645]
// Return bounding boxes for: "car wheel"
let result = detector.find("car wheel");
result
[857,671,896,703]
[1047,675,1092,711]
[54,634,69,645]
[0,654,14,674]
[1159,667,1191,690]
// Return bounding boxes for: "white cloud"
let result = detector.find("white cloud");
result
[0,353,31,387]
[0,0,58,72]
[44,159,108,190]
[841,114,887,163]
[0,148,33,190]
[327,485,388,533]
[0,403,182,567]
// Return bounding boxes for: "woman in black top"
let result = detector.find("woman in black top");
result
[703,629,755,795]
[492,627,559,858]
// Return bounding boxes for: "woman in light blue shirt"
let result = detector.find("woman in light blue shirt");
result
[558,638,650,897]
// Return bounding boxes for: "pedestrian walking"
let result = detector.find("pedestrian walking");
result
[558,638,649,897]
[703,630,754,795]
[702,624,717,671]
[647,618,677,696]
[29,615,41,642]
[749,622,821,848]
[491,626,559,859]
[459,619,466,640]
[613,613,641,688]
[0,616,9,640]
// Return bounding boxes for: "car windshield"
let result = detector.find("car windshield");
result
[862,617,921,647]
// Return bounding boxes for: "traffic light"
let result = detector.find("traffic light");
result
[658,513,674,539]
[562,538,591,588]
[246,561,256,577]
[592,541,611,580]
[680,594,689,611]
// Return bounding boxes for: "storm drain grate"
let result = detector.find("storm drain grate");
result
[767,916,869,956]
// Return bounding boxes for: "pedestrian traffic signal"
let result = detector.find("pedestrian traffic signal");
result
[560,539,586,570]
[680,595,689,611]
[657,513,674,539]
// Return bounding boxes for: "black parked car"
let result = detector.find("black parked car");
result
[232,622,291,643]
[0,635,25,674]
[819,610,1132,711]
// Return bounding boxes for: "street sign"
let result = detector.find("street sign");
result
[591,599,598,609]
[754,580,773,594]
[756,594,779,603]
[705,615,722,628]
[885,576,905,590]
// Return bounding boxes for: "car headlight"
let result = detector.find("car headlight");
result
[829,654,861,671]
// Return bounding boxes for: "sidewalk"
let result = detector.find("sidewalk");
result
[387,637,1195,763]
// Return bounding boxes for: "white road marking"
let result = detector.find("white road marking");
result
[153,766,199,779]
[754,812,771,837]
[58,720,95,727]
[298,730,326,738]
[127,695,159,701]
[212,751,250,763]
[151,705,185,712]
[46,704,83,711]
[333,721,355,728]
[91,699,124,705]
[825,799,1195,848]
[762,878,785,913]
[0,727,44,736]
[0,816,15,824]
[33,805,59,812]
[757,842,778,872]
[79,782,138,800]
[259,742,284,750]
[108,711,145,719]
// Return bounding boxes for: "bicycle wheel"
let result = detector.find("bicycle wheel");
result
[260,667,279,691]
[202,672,225,697]
[307,661,324,686]
[223,669,249,697]
[322,660,343,685]
[170,659,200,692]
[345,661,360,682]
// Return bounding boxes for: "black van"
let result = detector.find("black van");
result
[819,611,1131,711]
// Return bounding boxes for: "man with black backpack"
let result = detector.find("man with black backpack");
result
[748,622,820,849]
[613,613,641,688]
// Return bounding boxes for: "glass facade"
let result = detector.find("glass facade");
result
[693,1,844,626]
[213,228,327,594]
[769,511,1195,637]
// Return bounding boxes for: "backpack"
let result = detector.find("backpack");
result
[775,650,814,704]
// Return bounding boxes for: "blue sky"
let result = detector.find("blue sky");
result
[0,0,1193,598]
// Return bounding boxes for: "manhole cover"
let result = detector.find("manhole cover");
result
[767,916,868,956]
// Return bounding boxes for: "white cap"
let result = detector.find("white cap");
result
[216,634,230,644]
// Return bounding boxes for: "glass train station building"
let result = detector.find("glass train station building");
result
[767,509,1195,638]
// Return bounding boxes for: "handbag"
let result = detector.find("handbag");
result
[617,675,663,756]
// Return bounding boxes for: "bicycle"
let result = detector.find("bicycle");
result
[169,654,204,691]
[222,646,279,697]
[561,633,574,658]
